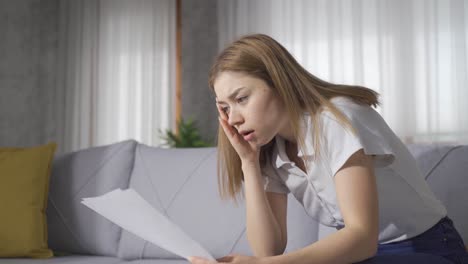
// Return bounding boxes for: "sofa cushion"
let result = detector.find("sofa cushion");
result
[117,144,319,260]
[46,140,137,256]
[0,256,197,264]
[0,142,57,258]
[407,144,468,246]
[0,256,120,264]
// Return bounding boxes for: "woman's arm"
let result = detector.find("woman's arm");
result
[243,162,288,257]
[261,149,379,264]
[214,104,288,258]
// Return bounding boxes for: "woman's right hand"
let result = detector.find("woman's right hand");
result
[217,104,260,166]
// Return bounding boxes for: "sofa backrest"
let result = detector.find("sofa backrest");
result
[117,144,319,260]
[47,140,137,256]
[407,144,468,245]
[47,140,467,259]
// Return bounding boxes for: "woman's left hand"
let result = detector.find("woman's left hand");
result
[188,255,260,264]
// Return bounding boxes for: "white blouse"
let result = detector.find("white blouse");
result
[262,96,447,244]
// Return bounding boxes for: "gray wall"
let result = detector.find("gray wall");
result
[0,0,218,148]
[181,0,219,145]
[0,0,59,147]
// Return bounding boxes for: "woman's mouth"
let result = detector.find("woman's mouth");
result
[241,130,255,141]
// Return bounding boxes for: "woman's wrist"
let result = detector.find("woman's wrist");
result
[241,159,260,171]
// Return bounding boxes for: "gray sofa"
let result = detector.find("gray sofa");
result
[1,140,467,263]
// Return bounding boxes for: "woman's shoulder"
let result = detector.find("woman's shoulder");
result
[319,96,392,142]
[329,96,354,105]
[322,96,375,123]
[329,96,370,111]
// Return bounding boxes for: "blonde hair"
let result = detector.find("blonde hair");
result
[208,34,379,201]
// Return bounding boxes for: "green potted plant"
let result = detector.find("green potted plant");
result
[159,117,213,148]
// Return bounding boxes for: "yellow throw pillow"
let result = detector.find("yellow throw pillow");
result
[0,142,57,258]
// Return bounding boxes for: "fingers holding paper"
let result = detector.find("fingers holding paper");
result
[188,256,216,264]
[188,255,259,264]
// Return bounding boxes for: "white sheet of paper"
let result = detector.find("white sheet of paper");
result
[81,188,215,261]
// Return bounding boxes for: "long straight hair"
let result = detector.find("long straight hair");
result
[208,34,379,202]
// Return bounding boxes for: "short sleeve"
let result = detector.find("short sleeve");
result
[262,164,290,194]
[322,100,396,177]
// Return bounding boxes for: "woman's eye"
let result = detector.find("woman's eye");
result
[237,96,248,103]
[221,106,229,113]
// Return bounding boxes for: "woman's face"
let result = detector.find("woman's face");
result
[214,71,291,147]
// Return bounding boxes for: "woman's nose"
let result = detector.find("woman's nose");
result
[227,110,243,126]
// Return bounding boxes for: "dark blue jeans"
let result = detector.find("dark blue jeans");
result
[356,217,468,264]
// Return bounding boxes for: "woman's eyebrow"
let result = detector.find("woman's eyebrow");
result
[215,87,247,104]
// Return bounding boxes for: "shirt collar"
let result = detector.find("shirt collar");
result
[273,113,315,169]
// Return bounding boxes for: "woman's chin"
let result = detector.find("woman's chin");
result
[256,139,272,147]
[247,138,262,147]
[257,135,276,147]
[248,133,275,147]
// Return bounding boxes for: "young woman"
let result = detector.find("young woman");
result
[188,34,468,264]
